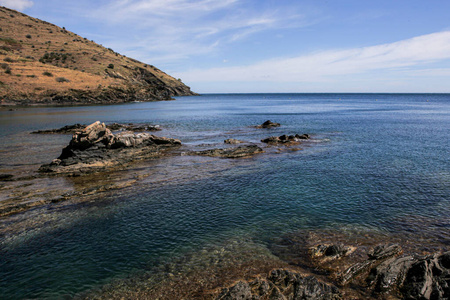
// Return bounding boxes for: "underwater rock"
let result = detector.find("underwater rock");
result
[257,120,281,128]
[39,121,181,175]
[310,244,356,261]
[191,145,264,158]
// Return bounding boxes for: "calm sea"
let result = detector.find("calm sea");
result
[0,93,449,298]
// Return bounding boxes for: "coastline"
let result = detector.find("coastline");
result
[1,94,448,299]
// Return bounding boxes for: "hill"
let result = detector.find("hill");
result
[0,6,196,106]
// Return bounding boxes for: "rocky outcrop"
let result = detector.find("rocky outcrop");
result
[216,269,341,300]
[224,138,244,144]
[31,123,161,134]
[262,134,310,144]
[39,121,180,175]
[190,145,264,158]
[339,244,402,285]
[256,120,281,128]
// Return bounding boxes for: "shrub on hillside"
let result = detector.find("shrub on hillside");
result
[3,57,14,62]
[107,64,114,69]
[25,34,32,39]
[42,71,53,77]
[56,77,70,83]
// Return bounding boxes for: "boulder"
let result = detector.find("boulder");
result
[257,120,281,128]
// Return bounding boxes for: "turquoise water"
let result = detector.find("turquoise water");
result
[0,94,449,298]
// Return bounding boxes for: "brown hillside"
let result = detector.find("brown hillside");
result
[0,6,196,106]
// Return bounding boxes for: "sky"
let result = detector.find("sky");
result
[2,0,450,93]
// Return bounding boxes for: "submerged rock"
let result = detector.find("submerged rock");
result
[310,244,356,261]
[39,121,180,175]
[216,269,341,300]
[261,134,309,144]
[257,120,281,128]
[191,145,264,158]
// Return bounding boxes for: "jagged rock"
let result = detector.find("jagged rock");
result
[261,134,309,144]
[367,256,415,294]
[368,244,402,260]
[401,252,450,300]
[224,138,243,144]
[107,123,161,132]
[216,281,252,300]
[31,123,86,134]
[191,145,264,158]
[257,120,281,128]
[216,269,341,300]
[310,244,355,261]
[39,121,181,175]
[339,244,402,286]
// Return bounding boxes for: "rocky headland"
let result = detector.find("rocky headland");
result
[0,6,196,106]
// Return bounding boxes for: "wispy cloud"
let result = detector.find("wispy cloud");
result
[175,31,450,83]
[0,0,33,11]
[94,0,316,63]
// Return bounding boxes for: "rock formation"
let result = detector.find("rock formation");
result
[191,145,264,158]
[39,121,180,175]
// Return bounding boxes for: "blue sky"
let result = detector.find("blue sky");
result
[3,0,450,93]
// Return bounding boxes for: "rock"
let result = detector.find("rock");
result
[31,123,161,134]
[339,244,402,286]
[216,269,341,300]
[339,260,373,286]
[31,123,86,134]
[191,145,264,158]
[39,121,181,175]
[68,121,114,151]
[368,244,402,260]
[224,138,243,144]
[107,123,161,132]
[257,120,281,128]
[367,256,415,294]
[261,134,309,145]
[0,174,14,181]
[401,252,450,300]
[310,244,355,260]
[216,281,252,300]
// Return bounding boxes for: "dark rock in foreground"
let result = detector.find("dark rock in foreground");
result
[216,269,341,300]
[262,134,310,144]
[39,121,180,175]
[191,145,264,158]
[256,120,281,128]
[31,123,161,134]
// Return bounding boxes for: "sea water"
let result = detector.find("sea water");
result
[0,93,449,298]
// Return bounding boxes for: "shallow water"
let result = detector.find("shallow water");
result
[0,93,449,299]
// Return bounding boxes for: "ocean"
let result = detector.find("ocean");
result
[0,93,449,298]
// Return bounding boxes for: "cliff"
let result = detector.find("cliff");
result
[0,6,196,106]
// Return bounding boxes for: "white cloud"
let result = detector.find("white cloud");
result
[174,31,450,83]
[94,0,315,64]
[0,0,33,11]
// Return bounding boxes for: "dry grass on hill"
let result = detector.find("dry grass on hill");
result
[0,6,194,104]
